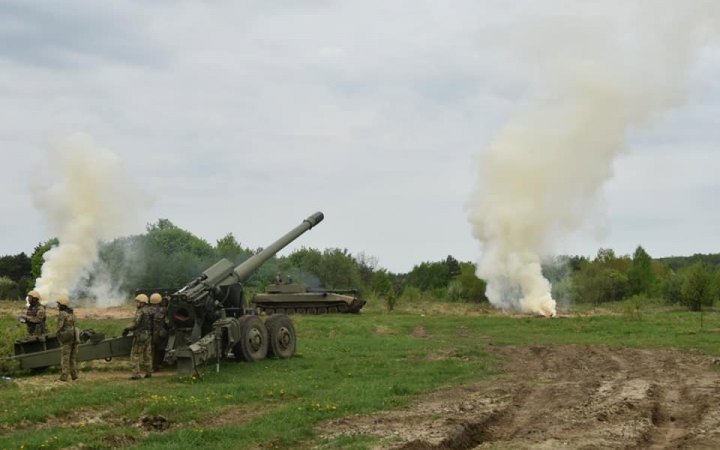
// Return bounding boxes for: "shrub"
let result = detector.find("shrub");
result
[0,276,19,300]
[622,294,648,321]
[400,286,423,303]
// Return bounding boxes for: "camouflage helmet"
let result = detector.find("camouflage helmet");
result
[149,293,162,304]
[27,290,41,300]
[135,293,149,304]
[57,295,70,306]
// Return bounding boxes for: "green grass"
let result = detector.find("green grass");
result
[1,299,719,449]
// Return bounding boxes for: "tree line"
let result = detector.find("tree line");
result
[549,247,720,311]
[0,219,719,310]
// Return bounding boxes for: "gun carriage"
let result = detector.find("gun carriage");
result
[9,212,324,376]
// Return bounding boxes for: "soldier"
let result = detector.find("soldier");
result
[275,272,282,284]
[56,295,79,382]
[149,292,168,371]
[123,294,154,380]
[19,290,47,336]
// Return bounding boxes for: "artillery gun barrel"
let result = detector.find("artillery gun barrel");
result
[232,212,324,282]
[11,212,325,377]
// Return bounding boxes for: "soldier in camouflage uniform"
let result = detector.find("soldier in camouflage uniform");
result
[56,295,79,381]
[123,294,154,380]
[148,292,168,371]
[20,290,47,336]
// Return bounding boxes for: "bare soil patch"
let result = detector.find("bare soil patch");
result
[411,326,431,339]
[320,345,720,449]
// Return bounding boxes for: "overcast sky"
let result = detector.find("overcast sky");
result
[1,1,719,273]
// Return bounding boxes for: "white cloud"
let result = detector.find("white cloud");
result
[1,1,719,273]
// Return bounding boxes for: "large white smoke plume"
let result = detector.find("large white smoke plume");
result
[31,133,147,306]
[468,2,719,316]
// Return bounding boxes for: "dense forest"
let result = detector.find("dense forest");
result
[1,219,719,311]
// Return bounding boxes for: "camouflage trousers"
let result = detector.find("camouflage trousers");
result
[60,342,78,380]
[131,334,153,376]
[29,324,47,336]
[152,333,168,370]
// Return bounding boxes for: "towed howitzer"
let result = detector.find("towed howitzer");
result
[163,211,324,375]
[7,212,324,376]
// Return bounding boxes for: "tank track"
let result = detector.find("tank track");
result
[254,298,366,314]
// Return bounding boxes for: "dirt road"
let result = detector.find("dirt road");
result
[322,345,720,449]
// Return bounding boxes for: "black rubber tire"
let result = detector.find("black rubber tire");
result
[233,315,268,362]
[265,314,296,359]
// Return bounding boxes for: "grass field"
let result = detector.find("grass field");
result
[1,299,719,449]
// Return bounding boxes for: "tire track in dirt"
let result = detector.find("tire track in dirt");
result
[319,345,720,449]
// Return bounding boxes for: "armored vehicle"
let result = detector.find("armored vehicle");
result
[251,283,365,314]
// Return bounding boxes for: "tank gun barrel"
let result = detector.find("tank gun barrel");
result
[232,212,324,282]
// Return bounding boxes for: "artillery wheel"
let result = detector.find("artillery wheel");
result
[265,314,296,359]
[234,315,268,362]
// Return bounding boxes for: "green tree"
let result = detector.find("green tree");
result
[287,247,323,274]
[286,247,363,291]
[0,276,19,300]
[355,252,379,287]
[144,219,215,259]
[317,248,363,290]
[0,252,33,298]
[713,268,720,304]
[660,270,684,304]
[445,255,461,278]
[627,246,656,297]
[96,235,145,293]
[0,252,32,281]
[450,262,487,303]
[371,269,397,311]
[681,263,714,311]
[215,233,252,263]
[595,248,618,264]
[405,261,451,292]
[572,249,630,304]
[97,220,218,291]
[30,238,59,281]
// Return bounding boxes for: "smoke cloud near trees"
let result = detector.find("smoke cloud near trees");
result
[30,133,148,306]
[468,1,719,316]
